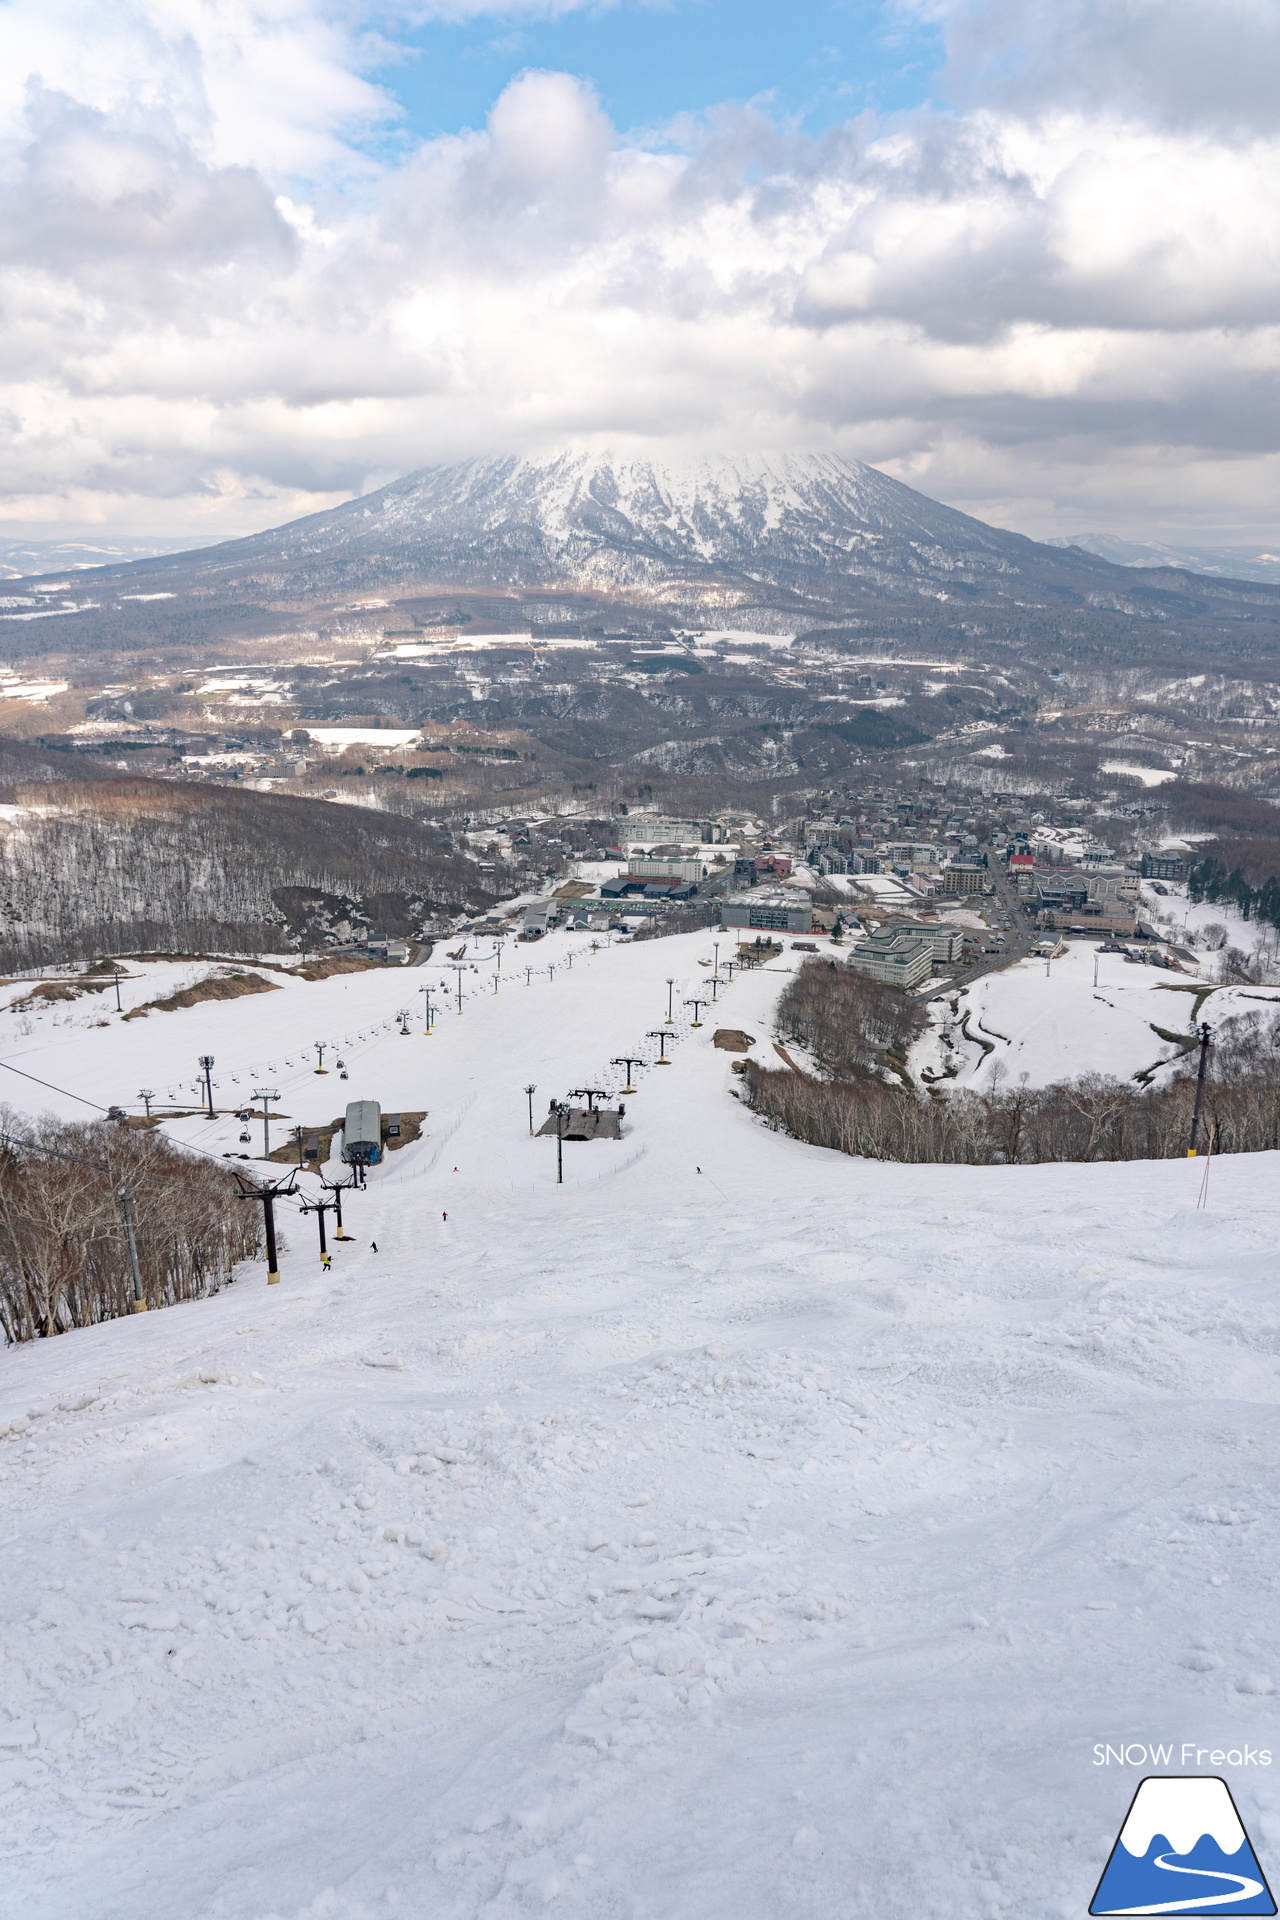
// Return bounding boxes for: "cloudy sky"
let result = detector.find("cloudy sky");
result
[1,0,1278,545]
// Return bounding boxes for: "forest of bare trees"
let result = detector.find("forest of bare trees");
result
[0,1113,263,1343]
[774,958,925,1077]
[0,779,491,969]
[750,964,1280,1165]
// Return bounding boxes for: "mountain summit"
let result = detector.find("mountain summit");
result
[203,445,1063,607]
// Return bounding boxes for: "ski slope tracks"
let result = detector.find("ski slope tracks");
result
[2,933,1280,1920]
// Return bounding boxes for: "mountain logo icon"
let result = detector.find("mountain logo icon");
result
[1091,1777,1276,1915]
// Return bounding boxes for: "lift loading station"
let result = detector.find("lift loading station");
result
[342,1100,383,1167]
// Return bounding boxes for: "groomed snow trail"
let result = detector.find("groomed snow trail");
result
[2,931,1279,1920]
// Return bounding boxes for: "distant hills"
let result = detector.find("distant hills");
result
[1049,531,1280,585]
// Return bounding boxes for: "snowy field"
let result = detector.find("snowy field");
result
[3,933,1280,1919]
[911,940,1280,1089]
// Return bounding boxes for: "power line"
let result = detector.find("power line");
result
[0,1059,110,1111]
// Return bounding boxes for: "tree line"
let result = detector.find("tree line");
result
[0,1113,263,1344]
[748,961,1280,1165]
[1189,850,1280,931]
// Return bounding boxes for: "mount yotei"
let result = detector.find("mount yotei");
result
[9,449,1280,674]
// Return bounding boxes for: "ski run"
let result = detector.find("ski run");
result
[2,926,1280,1920]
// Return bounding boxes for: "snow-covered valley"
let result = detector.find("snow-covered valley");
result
[2,932,1280,1920]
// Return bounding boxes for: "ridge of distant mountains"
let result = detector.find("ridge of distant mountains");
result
[5,449,1280,667]
[1049,530,1280,586]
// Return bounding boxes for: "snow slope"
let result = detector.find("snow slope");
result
[912,942,1280,1091]
[3,933,1280,1920]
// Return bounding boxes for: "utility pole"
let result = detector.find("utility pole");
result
[611,1057,643,1093]
[199,1055,215,1116]
[119,1188,146,1313]
[234,1172,293,1284]
[1188,1022,1212,1157]
[684,998,707,1028]
[525,1083,537,1134]
[665,977,676,1023]
[648,1028,673,1063]
[113,967,124,1012]
[253,1087,278,1160]
[138,1089,154,1119]
[314,1042,328,1074]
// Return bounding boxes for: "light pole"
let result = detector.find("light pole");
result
[525,1083,537,1134]
[112,967,124,1012]
[252,1088,278,1160]
[1188,1023,1212,1157]
[665,977,675,1024]
[199,1055,215,1116]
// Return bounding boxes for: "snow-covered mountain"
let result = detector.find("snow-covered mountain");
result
[13,446,1280,663]
[1049,530,1280,585]
[207,445,1079,607]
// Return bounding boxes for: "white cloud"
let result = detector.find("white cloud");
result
[0,0,1279,543]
